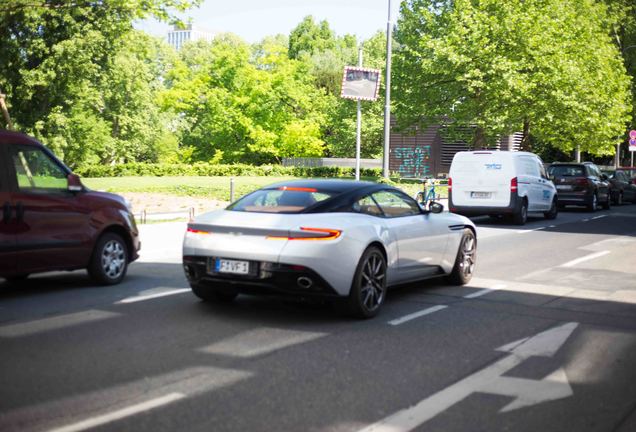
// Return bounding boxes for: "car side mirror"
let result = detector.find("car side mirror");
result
[429,202,444,214]
[67,173,83,192]
[600,174,609,181]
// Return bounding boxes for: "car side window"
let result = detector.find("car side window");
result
[10,145,68,192]
[371,190,421,218]
[538,162,549,179]
[351,195,384,217]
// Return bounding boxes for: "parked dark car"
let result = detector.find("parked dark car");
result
[547,162,611,211]
[0,131,140,284]
[601,169,636,205]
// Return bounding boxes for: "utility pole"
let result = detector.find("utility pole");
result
[0,89,13,130]
[381,0,393,178]
[355,44,363,181]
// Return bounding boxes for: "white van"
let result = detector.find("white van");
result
[448,151,557,225]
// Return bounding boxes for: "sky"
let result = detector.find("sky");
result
[136,0,402,43]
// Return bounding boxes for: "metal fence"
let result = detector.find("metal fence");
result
[282,157,382,169]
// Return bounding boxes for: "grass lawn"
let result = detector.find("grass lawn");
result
[82,176,447,201]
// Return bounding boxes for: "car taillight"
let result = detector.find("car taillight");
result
[267,227,342,241]
[575,178,590,186]
[448,177,452,192]
[511,177,518,192]
[187,227,211,235]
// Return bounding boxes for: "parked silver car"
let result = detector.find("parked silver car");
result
[182,180,477,318]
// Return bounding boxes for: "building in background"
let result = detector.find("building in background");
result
[167,24,215,50]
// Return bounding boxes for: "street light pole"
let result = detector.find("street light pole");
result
[355,44,363,181]
[382,0,393,178]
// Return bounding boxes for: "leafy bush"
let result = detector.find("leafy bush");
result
[75,162,383,179]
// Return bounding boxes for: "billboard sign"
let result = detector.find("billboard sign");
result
[340,66,381,101]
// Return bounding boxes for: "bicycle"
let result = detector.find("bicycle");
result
[414,177,440,209]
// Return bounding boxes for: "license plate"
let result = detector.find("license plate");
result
[215,258,250,275]
[471,192,491,199]
[556,185,572,190]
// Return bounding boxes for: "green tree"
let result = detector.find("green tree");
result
[394,0,632,156]
[0,0,199,165]
[162,35,329,163]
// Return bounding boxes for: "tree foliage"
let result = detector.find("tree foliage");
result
[394,0,633,156]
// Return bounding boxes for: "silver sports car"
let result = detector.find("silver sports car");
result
[183,180,477,318]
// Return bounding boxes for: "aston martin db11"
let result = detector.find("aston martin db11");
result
[182,180,477,318]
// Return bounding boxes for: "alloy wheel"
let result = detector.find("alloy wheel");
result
[359,252,386,314]
[101,240,126,280]
[458,235,476,279]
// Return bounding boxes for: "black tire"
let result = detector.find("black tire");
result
[191,283,238,303]
[602,193,611,210]
[512,199,528,225]
[447,229,477,285]
[348,246,387,319]
[88,232,128,285]
[544,198,558,220]
[586,193,598,212]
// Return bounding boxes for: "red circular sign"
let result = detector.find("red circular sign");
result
[630,130,636,139]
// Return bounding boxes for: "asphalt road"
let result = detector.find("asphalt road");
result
[1,204,635,432]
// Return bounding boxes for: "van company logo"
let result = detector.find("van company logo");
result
[485,164,502,170]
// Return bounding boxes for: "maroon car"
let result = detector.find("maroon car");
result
[0,131,140,284]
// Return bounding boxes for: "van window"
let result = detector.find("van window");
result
[10,145,68,191]
[519,157,539,176]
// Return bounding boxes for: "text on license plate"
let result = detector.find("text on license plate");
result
[556,185,571,190]
[216,258,250,274]
[471,192,492,199]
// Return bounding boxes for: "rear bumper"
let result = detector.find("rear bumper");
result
[182,255,341,298]
[557,191,592,206]
[449,191,521,216]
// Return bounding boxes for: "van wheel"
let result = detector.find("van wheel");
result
[544,199,558,220]
[88,233,128,285]
[513,199,528,225]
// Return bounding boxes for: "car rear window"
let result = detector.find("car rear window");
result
[227,187,335,213]
[548,165,584,177]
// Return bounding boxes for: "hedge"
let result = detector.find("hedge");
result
[75,162,384,178]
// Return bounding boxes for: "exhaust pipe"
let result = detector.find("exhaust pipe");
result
[297,276,313,289]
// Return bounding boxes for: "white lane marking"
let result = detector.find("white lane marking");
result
[591,215,607,220]
[463,284,507,299]
[199,328,327,358]
[560,250,611,268]
[0,367,251,432]
[358,322,578,432]
[0,310,119,338]
[388,305,448,326]
[117,289,190,304]
[48,393,185,432]
[516,227,546,234]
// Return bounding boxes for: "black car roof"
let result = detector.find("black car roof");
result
[263,179,379,193]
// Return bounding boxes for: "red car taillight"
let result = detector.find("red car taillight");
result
[510,177,518,192]
[267,227,342,241]
[448,177,452,192]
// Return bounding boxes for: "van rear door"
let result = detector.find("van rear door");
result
[450,152,513,208]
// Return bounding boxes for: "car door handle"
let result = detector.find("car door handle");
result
[2,202,10,223]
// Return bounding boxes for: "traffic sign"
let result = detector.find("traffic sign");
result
[630,130,636,139]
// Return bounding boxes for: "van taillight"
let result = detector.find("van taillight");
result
[448,177,452,191]
[511,177,518,192]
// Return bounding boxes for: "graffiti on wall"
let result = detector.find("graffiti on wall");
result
[393,146,431,178]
